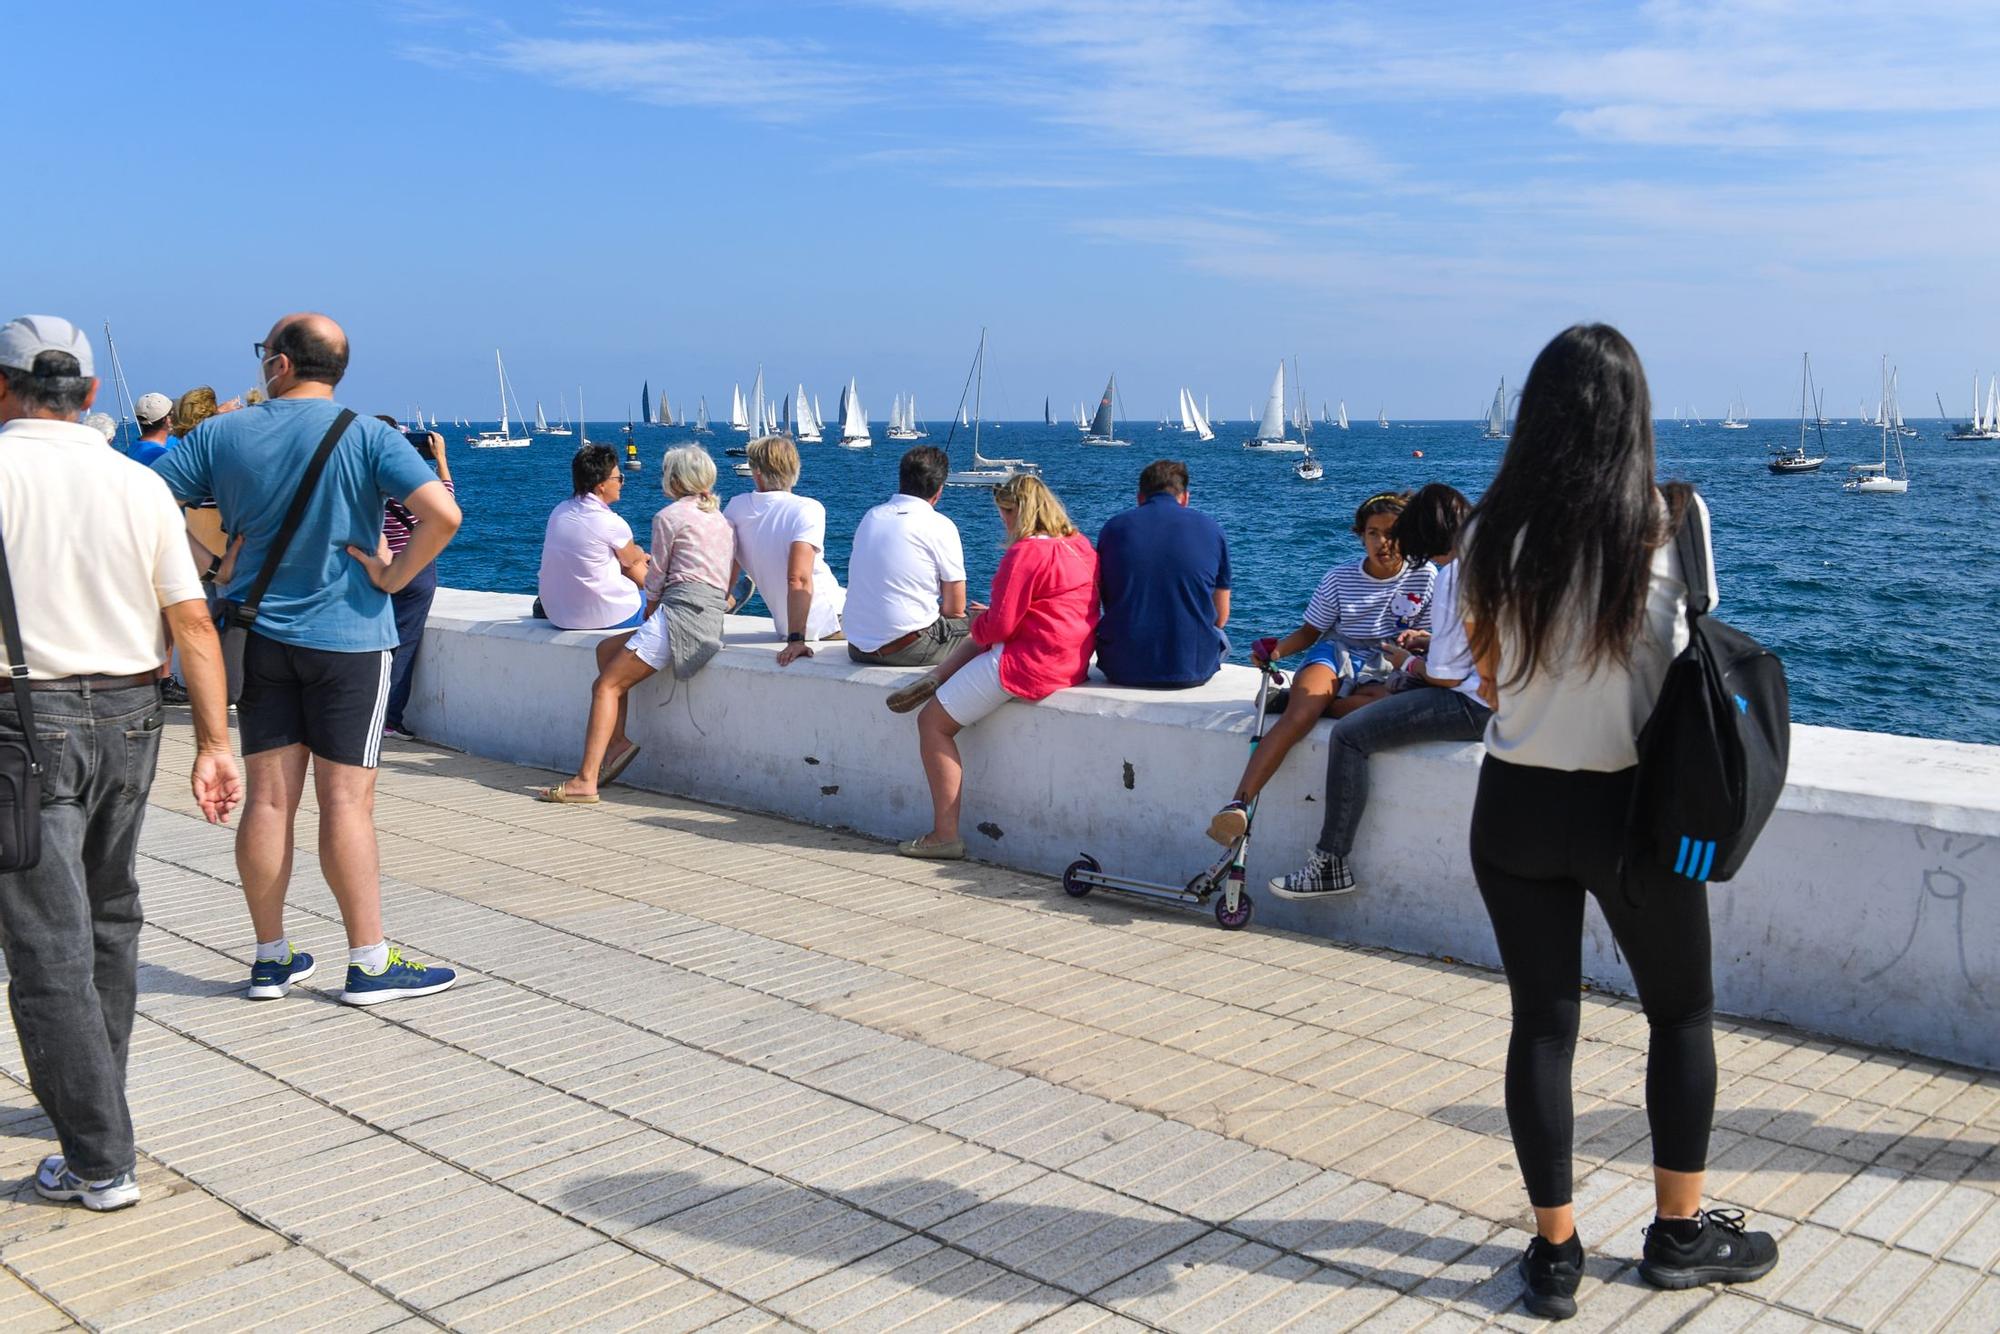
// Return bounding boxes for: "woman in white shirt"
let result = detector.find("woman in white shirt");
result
[723,435,844,666]
[1457,324,1775,1318]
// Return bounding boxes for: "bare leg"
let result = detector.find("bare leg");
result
[565,650,659,797]
[1230,663,1339,803]
[916,699,965,843]
[313,759,386,949]
[1654,1166,1704,1219]
[1533,1203,1577,1245]
[236,746,311,943]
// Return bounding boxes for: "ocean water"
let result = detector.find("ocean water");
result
[430,418,2000,748]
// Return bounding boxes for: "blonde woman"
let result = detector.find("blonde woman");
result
[537,446,733,803]
[888,474,1099,858]
[170,385,241,439]
[723,434,845,666]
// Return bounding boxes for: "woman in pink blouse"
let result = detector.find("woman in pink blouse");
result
[537,446,734,803]
[887,474,1099,858]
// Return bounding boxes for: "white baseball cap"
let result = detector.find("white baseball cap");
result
[135,391,173,423]
[0,314,94,377]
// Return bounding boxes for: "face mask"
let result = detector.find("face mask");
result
[259,354,283,399]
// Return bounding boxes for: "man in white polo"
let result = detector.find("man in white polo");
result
[845,445,970,667]
[0,315,241,1212]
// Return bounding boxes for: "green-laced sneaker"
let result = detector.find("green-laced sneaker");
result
[339,947,457,1006]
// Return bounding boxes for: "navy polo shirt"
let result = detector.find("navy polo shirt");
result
[1095,494,1231,688]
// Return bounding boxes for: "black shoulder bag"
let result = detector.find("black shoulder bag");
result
[0,525,45,872]
[216,409,355,701]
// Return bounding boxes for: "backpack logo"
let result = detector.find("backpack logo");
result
[1734,694,1748,714]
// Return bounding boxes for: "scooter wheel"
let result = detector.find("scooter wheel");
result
[1215,889,1254,930]
[1062,856,1101,898]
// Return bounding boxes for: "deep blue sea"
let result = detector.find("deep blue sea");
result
[431,418,2000,747]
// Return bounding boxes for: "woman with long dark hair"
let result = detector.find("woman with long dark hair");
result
[1459,325,1776,1318]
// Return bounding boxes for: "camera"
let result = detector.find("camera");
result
[404,428,439,462]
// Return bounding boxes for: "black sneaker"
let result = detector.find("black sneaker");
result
[1519,1233,1583,1320]
[1639,1209,1778,1290]
[1268,850,1359,899]
[159,679,190,704]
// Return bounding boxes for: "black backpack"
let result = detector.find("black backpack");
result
[1626,494,1789,886]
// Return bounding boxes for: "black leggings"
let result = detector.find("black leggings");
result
[1469,756,1717,1208]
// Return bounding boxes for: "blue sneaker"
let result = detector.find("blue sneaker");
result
[247,949,316,1000]
[36,1155,140,1211]
[340,947,456,1006]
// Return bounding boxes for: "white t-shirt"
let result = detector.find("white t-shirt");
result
[0,418,205,678]
[1417,559,1485,704]
[1480,493,1721,773]
[537,493,642,631]
[842,495,966,651]
[724,489,845,640]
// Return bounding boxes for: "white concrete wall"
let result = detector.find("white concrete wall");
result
[409,588,2000,1070]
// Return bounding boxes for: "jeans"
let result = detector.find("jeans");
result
[1317,685,1489,857]
[386,562,438,731]
[1470,756,1716,1206]
[0,682,161,1179]
[847,616,968,667]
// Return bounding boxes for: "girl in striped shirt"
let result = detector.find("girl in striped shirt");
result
[1206,491,1435,846]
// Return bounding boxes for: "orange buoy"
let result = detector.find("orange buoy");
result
[1412,449,1424,459]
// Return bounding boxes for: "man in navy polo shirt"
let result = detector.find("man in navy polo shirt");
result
[1095,459,1231,688]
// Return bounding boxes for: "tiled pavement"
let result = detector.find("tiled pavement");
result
[0,724,1996,1331]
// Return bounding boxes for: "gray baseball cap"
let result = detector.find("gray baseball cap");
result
[0,314,94,377]
[135,391,173,422]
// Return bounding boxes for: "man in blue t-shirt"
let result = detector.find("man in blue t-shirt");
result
[1095,459,1232,688]
[153,312,462,1008]
[126,391,174,466]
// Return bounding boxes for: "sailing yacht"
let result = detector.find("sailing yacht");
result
[693,396,712,435]
[836,379,872,449]
[1845,360,1910,493]
[1720,394,1750,430]
[1295,448,1323,481]
[540,392,571,437]
[1176,387,1213,441]
[1081,374,1127,446]
[729,384,750,432]
[946,330,1040,487]
[1377,406,1389,429]
[1768,353,1828,474]
[1480,379,1507,441]
[1291,359,1322,479]
[1946,373,2000,440]
[471,350,531,448]
[796,385,822,442]
[1044,398,1055,427]
[1337,401,1350,431]
[1074,402,1089,431]
[887,394,924,441]
[1245,362,1301,450]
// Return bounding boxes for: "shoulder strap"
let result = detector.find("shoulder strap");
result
[1672,491,1714,619]
[0,525,45,776]
[238,409,356,619]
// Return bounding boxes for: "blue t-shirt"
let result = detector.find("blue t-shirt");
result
[126,437,170,468]
[152,398,437,652]
[1095,494,1232,687]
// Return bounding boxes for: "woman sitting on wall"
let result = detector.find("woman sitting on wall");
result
[886,474,1099,860]
[536,444,651,632]
[536,446,732,804]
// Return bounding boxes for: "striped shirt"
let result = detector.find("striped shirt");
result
[383,477,455,556]
[1302,557,1436,643]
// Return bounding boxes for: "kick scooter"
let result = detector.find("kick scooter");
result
[1059,661,1285,930]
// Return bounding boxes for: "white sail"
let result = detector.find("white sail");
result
[1378,406,1389,428]
[749,367,765,439]
[796,383,820,441]
[839,378,871,447]
[959,404,970,428]
[1483,380,1507,438]
[471,349,532,448]
[729,384,749,431]
[1253,361,1287,444]
[534,401,548,432]
[1338,400,1349,430]
[1177,387,1198,433]
[1189,392,1214,442]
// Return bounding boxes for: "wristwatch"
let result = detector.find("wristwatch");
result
[786,632,805,644]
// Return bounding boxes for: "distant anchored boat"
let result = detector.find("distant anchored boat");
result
[471,350,532,448]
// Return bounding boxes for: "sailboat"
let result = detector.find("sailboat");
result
[1081,374,1127,446]
[728,384,750,432]
[1377,406,1389,429]
[1043,397,1055,427]
[1292,359,1322,480]
[542,392,572,437]
[1074,402,1089,431]
[1946,373,2000,440]
[1175,387,1213,441]
[640,382,652,430]
[1480,379,1507,441]
[693,396,712,435]
[1768,353,1828,474]
[471,350,532,448]
[1720,393,1750,429]
[1337,401,1350,431]
[795,385,822,442]
[1845,359,1909,493]
[887,393,923,441]
[836,379,872,449]
[946,330,1040,487]
[576,387,591,448]
[1244,362,1301,450]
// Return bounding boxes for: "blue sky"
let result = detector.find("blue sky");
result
[18,1,2000,421]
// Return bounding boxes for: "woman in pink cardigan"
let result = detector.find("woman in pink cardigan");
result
[885,475,1099,859]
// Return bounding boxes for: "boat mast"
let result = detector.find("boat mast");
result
[101,321,138,448]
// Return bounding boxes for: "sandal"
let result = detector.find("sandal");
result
[886,676,940,714]
[598,743,642,788]
[534,783,600,805]
[898,835,965,860]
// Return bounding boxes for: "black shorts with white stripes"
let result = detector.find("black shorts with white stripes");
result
[237,631,393,768]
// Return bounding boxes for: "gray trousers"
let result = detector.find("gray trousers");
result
[848,616,968,668]
[0,683,161,1179]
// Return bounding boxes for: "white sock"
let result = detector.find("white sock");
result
[350,941,390,973]
[255,938,290,962]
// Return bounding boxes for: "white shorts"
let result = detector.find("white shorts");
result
[934,646,1018,727]
[626,605,674,671]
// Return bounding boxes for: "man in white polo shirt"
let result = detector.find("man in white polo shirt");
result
[845,446,970,667]
[0,315,241,1212]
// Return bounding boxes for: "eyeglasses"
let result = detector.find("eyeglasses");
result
[251,341,280,362]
